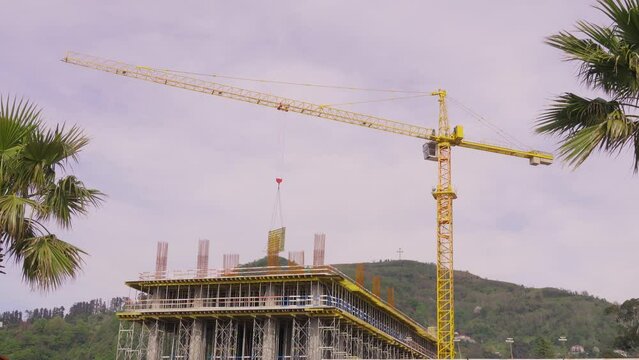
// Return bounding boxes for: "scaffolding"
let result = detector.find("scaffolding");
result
[116,265,437,359]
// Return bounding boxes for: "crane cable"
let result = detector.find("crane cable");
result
[158,68,432,94]
[158,66,528,149]
[319,93,434,108]
[270,178,284,230]
[448,96,531,150]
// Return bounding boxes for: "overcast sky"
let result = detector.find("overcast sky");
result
[1,1,637,313]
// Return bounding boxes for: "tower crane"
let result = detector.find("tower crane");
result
[63,52,553,359]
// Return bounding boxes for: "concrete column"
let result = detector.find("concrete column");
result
[189,287,206,360]
[310,281,323,306]
[262,284,278,359]
[308,319,321,360]
[146,288,162,360]
[263,318,277,360]
[189,320,206,360]
[146,321,159,360]
[308,282,323,360]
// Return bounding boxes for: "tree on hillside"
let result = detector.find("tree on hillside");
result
[0,96,103,291]
[539,0,639,171]
[607,298,639,353]
[531,337,556,358]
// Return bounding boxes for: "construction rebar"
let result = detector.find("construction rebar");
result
[313,233,326,266]
[155,242,168,279]
[196,239,210,278]
[372,276,381,297]
[356,264,365,286]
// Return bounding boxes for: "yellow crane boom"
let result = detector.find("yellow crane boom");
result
[63,51,553,359]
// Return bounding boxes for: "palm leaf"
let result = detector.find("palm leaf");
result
[0,195,42,239]
[40,176,105,228]
[542,2,639,170]
[19,234,86,291]
[597,0,639,49]
[537,93,639,169]
[546,25,639,98]
[0,95,102,291]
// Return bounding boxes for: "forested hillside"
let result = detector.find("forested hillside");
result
[336,260,629,358]
[0,299,122,360]
[0,260,636,359]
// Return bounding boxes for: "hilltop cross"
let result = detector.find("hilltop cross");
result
[397,248,403,260]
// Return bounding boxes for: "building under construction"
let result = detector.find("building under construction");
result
[115,235,437,359]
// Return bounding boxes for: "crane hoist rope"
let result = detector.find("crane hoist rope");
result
[319,93,434,108]
[158,67,433,94]
[268,177,286,268]
[448,96,530,150]
[270,178,285,230]
[62,51,554,359]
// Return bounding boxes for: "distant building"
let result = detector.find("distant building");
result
[570,345,585,353]
[613,349,629,357]
[456,334,476,343]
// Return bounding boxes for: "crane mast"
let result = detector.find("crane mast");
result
[63,52,553,359]
[433,90,456,359]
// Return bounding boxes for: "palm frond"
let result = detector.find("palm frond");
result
[597,0,639,49]
[4,217,45,261]
[19,234,86,292]
[538,93,623,133]
[40,175,105,228]
[0,95,102,291]
[18,125,90,191]
[546,26,639,98]
[0,96,42,186]
[538,93,639,170]
[0,95,42,128]
[0,195,42,239]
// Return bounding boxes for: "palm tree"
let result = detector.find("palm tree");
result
[538,0,639,171]
[0,96,104,291]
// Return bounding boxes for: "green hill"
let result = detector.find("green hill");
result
[335,260,619,358]
[0,259,633,359]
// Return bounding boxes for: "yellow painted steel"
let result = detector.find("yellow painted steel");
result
[63,52,555,359]
[432,90,456,359]
[338,276,437,343]
[268,227,286,252]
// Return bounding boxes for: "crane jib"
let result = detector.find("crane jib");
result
[63,51,554,360]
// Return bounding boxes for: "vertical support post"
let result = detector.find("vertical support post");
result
[262,285,278,359]
[251,318,265,360]
[313,233,326,266]
[155,242,168,279]
[115,321,135,360]
[387,287,395,307]
[146,320,160,360]
[189,288,206,360]
[372,276,381,297]
[432,89,456,359]
[355,264,365,286]
[308,318,321,360]
[308,281,323,360]
[262,318,277,360]
[196,239,210,278]
[223,253,239,275]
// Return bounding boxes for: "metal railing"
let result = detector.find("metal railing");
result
[122,293,429,355]
[125,294,319,311]
[138,265,337,281]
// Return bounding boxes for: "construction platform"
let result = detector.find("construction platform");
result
[115,264,437,359]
